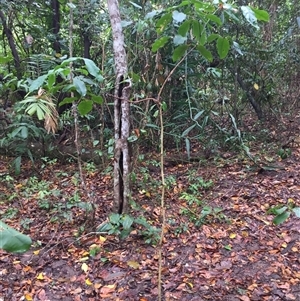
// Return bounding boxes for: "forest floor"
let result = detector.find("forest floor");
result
[0,141,300,301]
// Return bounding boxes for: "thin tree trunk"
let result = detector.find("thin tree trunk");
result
[107,0,131,213]
[51,0,61,53]
[0,10,21,79]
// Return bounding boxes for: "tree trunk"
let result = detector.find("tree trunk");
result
[0,10,22,79]
[107,0,131,213]
[51,0,61,53]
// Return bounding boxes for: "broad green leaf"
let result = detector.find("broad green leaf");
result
[207,33,220,43]
[251,7,269,22]
[26,104,38,116]
[0,56,11,63]
[178,19,191,37]
[82,58,104,82]
[91,94,103,104]
[156,13,172,34]
[47,72,56,88]
[151,36,170,52]
[97,222,113,232]
[274,206,288,215]
[241,6,258,28]
[29,75,47,92]
[292,207,300,217]
[206,14,222,26]
[59,97,77,106]
[173,35,187,46]
[109,213,121,224]
[191,20,202,42]
[197,45,213,62]
[78,99,93,115]
[36,106,45,120]
[73,77,87,96]
[59,57,78,67]
[0,221,32,253]
[200,31,207,46]
[145,10,160,20]
[172,10,186,23]
[217,37,230,59]
[122,215,134,230]
[172,44,188,62]
[273,211,290,225]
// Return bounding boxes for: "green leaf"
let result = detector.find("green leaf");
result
[217,37,230,59]
[47,72,56,88]
[156,13,172,34]
[73,77,87,96]
[172,44,188,62]
[78,99,93,115]
[173,35,187,46]
[292,207,300,217]
[0,56,11,63]
[181,124,196,137]
[97,222,113,232]
[91,94,103,104]
[201,206,212,217]
[207,33,220,43]
[191,20,202,42]
[251,7,269,22]
[29,75,47,93]
[59,97,77,106]
[172,10,186,23]
[206,14,222,26]
[241,6,258,28]
[151,36,170,52]
[109,213,121,224]
[0,221,32,253]
[197,45,213,62]
[36,106,45,120]
[199,31,207,46]
[13,156,21,175]
[122,215,134,230]
[129,1,142,9]
[273,211,290,225]
[274,206,288,215]
[178,20,191,37]
[82,58,104,82]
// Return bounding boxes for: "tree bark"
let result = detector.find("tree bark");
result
[107,0,131,213]
[51,0,61,53]
[0,10,21,79]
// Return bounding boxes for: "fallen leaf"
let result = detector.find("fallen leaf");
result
[127,260,140,269]
[81,262,89,273]
[36,273,44,280]
[85,278,93,285]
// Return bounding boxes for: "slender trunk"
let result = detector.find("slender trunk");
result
[107,0,131,213]
[51,0,61,53]
[0,10,21,79]
[83,33,91,58]
[229,68,263,120]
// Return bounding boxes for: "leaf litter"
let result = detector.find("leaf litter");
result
[0,146,299,301]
